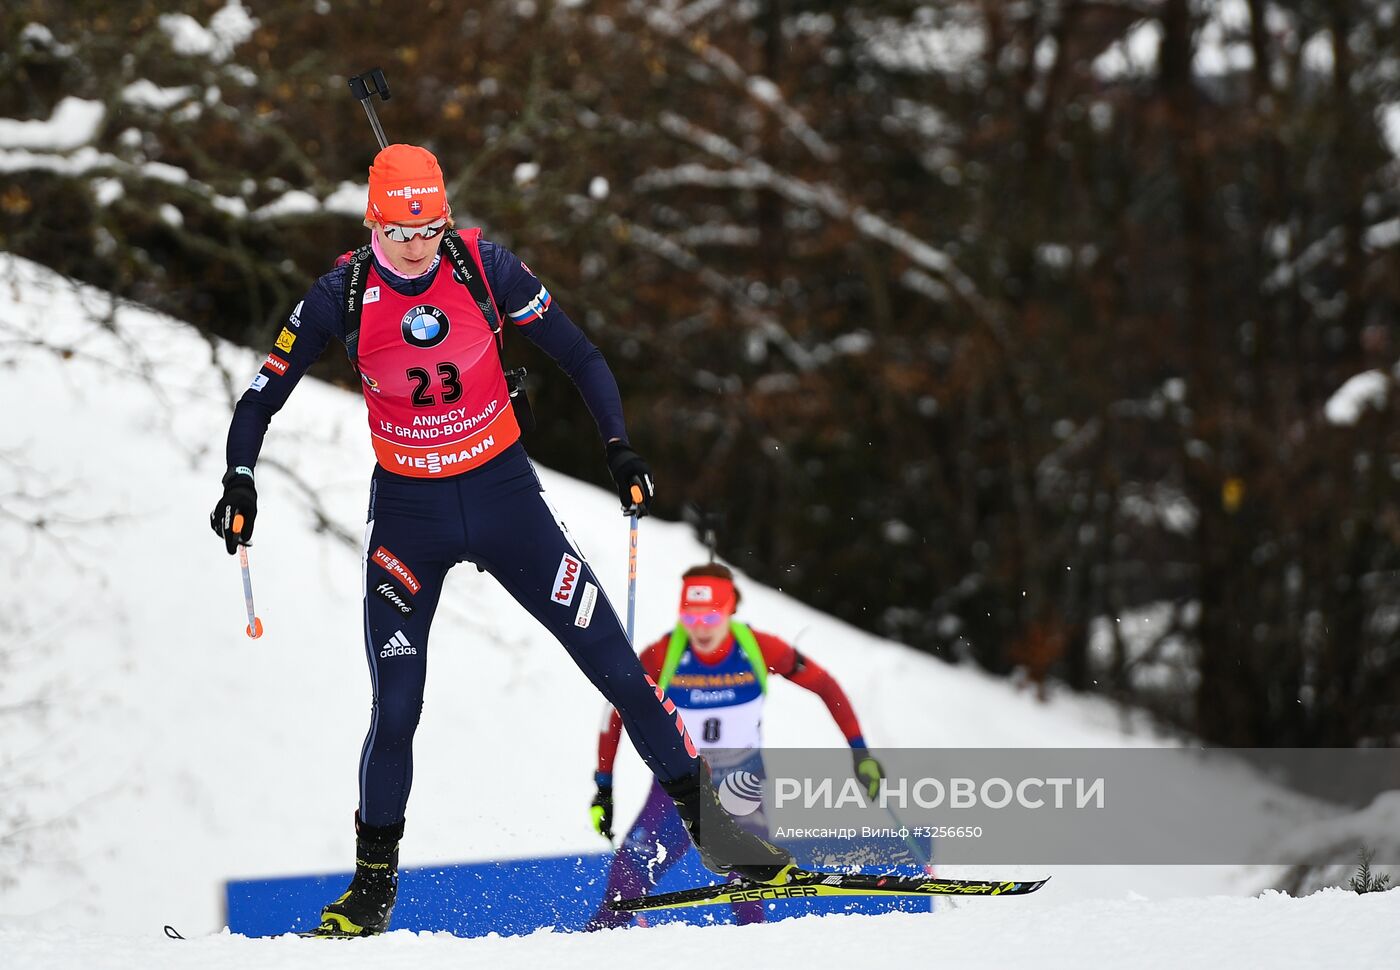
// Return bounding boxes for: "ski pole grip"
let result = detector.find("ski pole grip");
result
[347,67,391,103]
[347,67,392,150]
[630,484,644,505]
[232,513,245,533]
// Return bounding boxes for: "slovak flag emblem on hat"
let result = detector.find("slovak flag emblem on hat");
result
[685,586,714,603]
[409,199,422,215]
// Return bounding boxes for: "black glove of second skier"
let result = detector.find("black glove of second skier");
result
[590,781,615,841]
[605,441,655,516]
[209,468,257,555]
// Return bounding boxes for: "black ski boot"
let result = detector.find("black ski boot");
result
[311,814,404,937]
[661,762,795,885]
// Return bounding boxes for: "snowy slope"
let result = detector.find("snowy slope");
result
[6,890,1400,970]
[0,253,1393,966]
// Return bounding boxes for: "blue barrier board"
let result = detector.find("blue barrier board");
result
[227,837,934,937]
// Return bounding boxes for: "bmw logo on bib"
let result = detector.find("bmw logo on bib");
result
[401,305,450,349]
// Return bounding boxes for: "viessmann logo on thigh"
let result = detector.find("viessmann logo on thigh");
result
[552,554,582,606]
[373,546,422,594]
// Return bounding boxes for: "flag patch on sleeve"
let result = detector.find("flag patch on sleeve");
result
[507,284,552,325]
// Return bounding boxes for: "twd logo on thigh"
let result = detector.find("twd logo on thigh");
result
[552,553,582,606]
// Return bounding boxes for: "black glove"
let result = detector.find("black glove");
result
[853,748,885,800]
[605,441,655,516]
[590,782,615,841]
[209,468,257,555]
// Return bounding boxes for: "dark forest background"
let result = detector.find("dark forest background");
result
[3,0,1399,746]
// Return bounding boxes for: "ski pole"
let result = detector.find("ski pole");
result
[625,484,642,645]
[347,68,392,150]
[884,802,934,872]
[233,514,264,639]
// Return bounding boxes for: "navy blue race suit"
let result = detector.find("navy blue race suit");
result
[223,238,699,827]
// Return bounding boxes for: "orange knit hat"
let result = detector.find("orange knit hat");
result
[365,144,448,224]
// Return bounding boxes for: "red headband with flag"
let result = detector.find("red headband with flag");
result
[679,576,736,615]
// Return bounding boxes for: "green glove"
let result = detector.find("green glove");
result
[590,781,614,841]
[853,749,884,800]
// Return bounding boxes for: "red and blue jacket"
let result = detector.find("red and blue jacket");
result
[596,626,867,780]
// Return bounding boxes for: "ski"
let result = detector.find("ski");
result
[165,923,355,941]
[607,869,1049,913]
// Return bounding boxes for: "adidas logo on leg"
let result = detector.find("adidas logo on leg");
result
[379,630,417,659]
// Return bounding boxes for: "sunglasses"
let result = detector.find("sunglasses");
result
[680,610,727,629]
[382,217,449,243]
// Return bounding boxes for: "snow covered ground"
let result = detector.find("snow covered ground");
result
[7,890,1400,970]
[0,252,1395,966]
